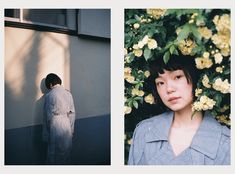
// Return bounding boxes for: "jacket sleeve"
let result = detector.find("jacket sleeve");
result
[215,126,231,165]
[42,96,49,142]
[128,122,146,165]
[221,127,231,165]
[68,93,76,134]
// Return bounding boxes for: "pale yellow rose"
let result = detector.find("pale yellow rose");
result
[198,27,212,39]
[211,14,230,56]
[178,38,197,56]
[147,39,158,49]
[144,70,151,78]
[126,76,135,83]
[133,49,143,57]
[191,13,198,18]
[203,52,210,58]
[132,44,139,50]
[214,53,223,64]
[213,14,230,32]
[195,57,213,69]
[124,48,128,56]
[127,138,132,145]
[142,35,149,44]
[140,19,147,23]
[189,19,194,24]
[125,56,131,63]
[198,95,216,110]
[133,23,140,29]
[212,78,230,94]
[124,106,132,114]
[202,75,211,88]
[138,90,145,97]
[137,41,145,49]
[132,88,144,97]
[146,9,166,19]
[216,67,223,73]
[195,88,203,97]
[192,101,203,111]
[216,115,230,125]
[124,67,132,77]
[144,94,155,104]
[176,27,182,35]
[220,47,230,57]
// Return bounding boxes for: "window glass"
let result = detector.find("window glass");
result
[23,9,67,26]
[5,9,20,18]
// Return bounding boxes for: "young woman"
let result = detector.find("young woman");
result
[128,54,230,165]
[43,73,76,164]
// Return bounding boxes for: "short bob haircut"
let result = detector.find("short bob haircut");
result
[45,73,62,89]
[149,53,201,111]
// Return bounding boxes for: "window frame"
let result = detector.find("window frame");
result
[5,9,78,36]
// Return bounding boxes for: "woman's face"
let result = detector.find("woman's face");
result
[155,69,193,112]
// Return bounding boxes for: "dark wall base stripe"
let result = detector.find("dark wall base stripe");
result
[5,114,110,165]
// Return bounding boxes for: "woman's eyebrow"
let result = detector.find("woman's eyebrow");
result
[156,75,163,79]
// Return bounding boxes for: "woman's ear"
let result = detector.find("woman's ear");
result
[49,83,53,89]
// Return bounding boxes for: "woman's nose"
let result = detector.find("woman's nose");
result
[166,81,175,94]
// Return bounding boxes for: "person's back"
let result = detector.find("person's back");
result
[46,85,74,116]
[44,73,75,164]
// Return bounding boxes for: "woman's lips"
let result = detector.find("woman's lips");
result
[168,97,181,103]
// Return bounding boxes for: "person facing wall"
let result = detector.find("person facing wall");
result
[43,73,75,164]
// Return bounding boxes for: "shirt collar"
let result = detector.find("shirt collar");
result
[145,111,222,159]
[145,111,173,142]
[190,111,222,159]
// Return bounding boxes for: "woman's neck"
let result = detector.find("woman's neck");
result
[51,84,60,89]
[173,106,203,129]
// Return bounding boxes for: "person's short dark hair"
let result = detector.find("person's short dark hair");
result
[45,73,62,89]
[149,53,201,111]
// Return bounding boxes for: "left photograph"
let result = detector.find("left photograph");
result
[4,9,110,165]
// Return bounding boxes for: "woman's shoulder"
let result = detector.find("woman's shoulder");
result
[133,111,172,139]
[135,112,170,128]
[219,125,230,149]
[221,125,230,138]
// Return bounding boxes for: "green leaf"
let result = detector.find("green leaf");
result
[169,45,175,54]
[173,48,179,55]
[165,41,173,49]
[126,19,138,25]
[214,94,222,107]
[163,51,170,64]
[144,47,152,60]
[177,24,190,41]
[191,25,202,43]
[223,69,230,75]
[134,96,143,101]
[133,100,138,109]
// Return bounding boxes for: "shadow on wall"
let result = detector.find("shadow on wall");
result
[5,31,42,164]
[5,29,110,165]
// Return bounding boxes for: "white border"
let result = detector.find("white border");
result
[1,0,235,174]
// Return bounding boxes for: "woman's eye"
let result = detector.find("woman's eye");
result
[175,75,182,80]
[156,82,164,86]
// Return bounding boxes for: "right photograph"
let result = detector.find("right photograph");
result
[124,9,230,165]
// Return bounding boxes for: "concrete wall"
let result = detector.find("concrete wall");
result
[5,25,110,164]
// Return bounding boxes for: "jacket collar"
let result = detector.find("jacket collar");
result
[145,111,222,159]
[145,111,173,142]
[190,111,222,159]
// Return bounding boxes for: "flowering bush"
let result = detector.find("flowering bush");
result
[124,9,230,163]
